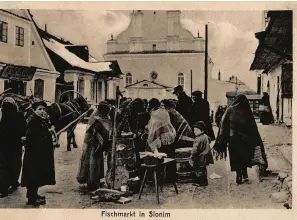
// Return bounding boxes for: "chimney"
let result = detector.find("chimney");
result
[45,24,47,33]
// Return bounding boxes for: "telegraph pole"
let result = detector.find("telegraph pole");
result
[204,24,208,101]
[235,76,238,95]
[190,70,193,98]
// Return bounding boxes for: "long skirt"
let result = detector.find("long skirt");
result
[77,142,104,187]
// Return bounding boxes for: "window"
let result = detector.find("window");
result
[78,78,85,96]
[4,80,26,96]
[34,79,44,100]
[0,21,8,43]
[126,73,133,86]
[178,72,184,88]
[267,81,270,96]
[15,26,24,47]
[150,71,158,81]
[152,44,156,51]
[91,80,96,100]
[257,75,261,94]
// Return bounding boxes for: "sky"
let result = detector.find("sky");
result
[31,10,264,91]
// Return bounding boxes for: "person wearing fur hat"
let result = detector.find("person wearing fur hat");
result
[189,121,214,187]
[77,101,112,191]
[21,101,56,207]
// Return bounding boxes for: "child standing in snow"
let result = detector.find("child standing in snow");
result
[189,121,214,186]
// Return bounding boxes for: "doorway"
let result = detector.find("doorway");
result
[4,80,27,96]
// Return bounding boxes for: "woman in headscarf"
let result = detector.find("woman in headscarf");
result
[147,99,177,182]
[259,92,274,125]
[162,99,194,149]
[0,97,26,197]
[77,102,111,191]
[213,94,268,185]
[21,101,56,206]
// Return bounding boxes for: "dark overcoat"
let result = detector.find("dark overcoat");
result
[21,114,56,187]
[175,92,193,124]
[190,99,215,141]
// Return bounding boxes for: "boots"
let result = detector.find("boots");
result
[236,168,248,185]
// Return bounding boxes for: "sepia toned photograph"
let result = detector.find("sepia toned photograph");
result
[0,6,293,211]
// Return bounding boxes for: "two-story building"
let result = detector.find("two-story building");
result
[0,9,59,102]
[104,10,213,100]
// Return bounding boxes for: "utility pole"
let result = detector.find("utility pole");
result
[190,70,193,98]
[235,76,238,95]
[204,24,208,101]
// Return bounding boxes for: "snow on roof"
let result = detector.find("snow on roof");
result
[43,38,112,73]
[89,55,99,63]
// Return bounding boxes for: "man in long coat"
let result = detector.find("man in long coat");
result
[173,85,193,124]
[190,90,215,141]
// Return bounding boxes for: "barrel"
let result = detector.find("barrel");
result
[175,147,193,182]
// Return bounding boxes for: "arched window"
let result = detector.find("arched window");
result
[178,72,184,88]
[267,80,270,95]
[126,73,133,86]
[34,79,44,99]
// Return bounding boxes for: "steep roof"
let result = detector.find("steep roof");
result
[34,23,122,76]
[43,38,112,73]
[250,11,292,73]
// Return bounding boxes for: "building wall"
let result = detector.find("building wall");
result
[64,70,119,104]
[126,87,169,100]
[104,53,206,97]
[0,10,58,102]
[0,11,31,66]
[261,66,281,121]
[283,98,292,126]
[26,70,57,102]
[107,10,204,54]
[261,65,292,125]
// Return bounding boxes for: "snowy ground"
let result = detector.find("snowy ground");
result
[0,123,292,209]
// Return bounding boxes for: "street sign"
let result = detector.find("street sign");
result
[0,64,36,81]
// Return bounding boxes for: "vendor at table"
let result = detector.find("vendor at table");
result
[146,98,177,183]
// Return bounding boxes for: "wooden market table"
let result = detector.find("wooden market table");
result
[138,157,179,204]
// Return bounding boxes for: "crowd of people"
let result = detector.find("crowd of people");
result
[0,85,272,207]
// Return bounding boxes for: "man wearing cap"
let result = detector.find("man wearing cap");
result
[172,85,193,124]
[190,90,215,141]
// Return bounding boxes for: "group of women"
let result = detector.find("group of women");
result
[77,93,270,191]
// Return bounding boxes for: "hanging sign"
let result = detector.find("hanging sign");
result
[0,64,36,81]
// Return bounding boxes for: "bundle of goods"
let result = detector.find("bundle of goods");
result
[90,188,122,202]
[140,152,167,166]
[175,147,194,182]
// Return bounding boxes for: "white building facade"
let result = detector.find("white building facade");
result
[0,9,59,102]
[250,11,292,126]
[104,10,213,100]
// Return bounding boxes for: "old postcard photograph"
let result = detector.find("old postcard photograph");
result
[0,1,295,219]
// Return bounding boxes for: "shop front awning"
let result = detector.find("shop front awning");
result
[0,64,36,81]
